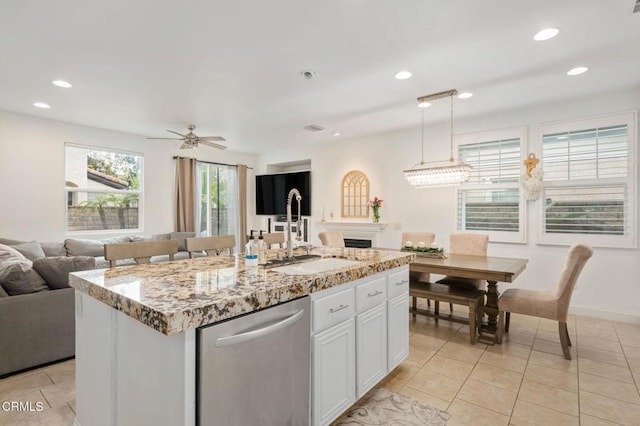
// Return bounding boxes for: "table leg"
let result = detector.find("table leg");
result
[484,280,500,335]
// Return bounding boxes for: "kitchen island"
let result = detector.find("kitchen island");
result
[70,246,414,426]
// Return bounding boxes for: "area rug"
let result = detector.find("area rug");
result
[333,388,449,425]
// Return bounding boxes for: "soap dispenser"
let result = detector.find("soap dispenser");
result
[245,230,257,266]
[256,230,267,265]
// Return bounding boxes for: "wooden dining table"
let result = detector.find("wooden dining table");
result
[410,253,528,343]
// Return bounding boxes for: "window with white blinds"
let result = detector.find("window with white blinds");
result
[539,112,636,248]
[455,127,526,243]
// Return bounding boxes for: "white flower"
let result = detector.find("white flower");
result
[521,169,543,201]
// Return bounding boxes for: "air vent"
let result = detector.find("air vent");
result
[635,0,640,13]
[303,124,325,132]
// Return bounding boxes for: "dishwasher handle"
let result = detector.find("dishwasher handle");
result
[215,309,305,347]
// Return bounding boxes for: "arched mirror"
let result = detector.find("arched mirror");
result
[341,170,369,218]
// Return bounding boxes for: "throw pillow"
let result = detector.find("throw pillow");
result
[65,235,131,257]
[0,258,48,295]
[0,243,26,264]
[10,241,46,261]
[170,232,196,251]
[33,256,96,289]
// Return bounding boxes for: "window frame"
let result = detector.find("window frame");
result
[454,126,527,244]
[65,143,144,235]
[536,111,637,248]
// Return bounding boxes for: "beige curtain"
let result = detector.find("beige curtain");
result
[175,157,197,232]
[237,164,248,246]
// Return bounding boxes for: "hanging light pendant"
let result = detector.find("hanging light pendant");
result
[403,89,472,188]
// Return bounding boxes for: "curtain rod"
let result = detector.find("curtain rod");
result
[173,156,253,169]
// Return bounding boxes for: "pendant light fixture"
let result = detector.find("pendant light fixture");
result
[403,89,472,188]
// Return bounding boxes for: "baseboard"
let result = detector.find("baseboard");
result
[570,305,640,324]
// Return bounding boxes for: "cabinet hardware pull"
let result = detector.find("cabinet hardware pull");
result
[367,290,383,297]
[329,304,349,314]
[397,280,408,285]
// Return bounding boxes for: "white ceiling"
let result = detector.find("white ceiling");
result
[1,0,639,154]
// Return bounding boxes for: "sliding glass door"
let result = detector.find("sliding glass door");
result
[197,163,238,240]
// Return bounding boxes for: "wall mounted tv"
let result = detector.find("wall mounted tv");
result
[255,171,311,216]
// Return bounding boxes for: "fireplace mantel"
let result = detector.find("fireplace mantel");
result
[316,221,387,247]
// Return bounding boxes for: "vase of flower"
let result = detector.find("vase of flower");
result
[369,196,383,223]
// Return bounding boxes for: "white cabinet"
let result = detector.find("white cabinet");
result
[310,265,409,426]
[356,303,387,397]
[312,319,356,426]
[387,293,409,371]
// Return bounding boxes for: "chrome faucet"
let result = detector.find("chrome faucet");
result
[286,188,302,259]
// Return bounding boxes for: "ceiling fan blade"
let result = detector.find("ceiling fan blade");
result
[166,130,187,137]
[199,140,227,150]
[146,137,182,140]
[199,136,226,142]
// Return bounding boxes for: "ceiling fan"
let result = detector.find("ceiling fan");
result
[147,124,227,150]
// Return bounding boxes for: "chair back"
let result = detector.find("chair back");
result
[401,232,435,248]
[318,231,345,248]
[185,235,236,258]
[449,233,489,256]
[263,232,285,249]
[104,240,178,267]
[555,243,594,321]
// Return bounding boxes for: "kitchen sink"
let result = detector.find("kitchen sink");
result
[270,258,362,275]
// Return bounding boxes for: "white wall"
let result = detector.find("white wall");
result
[0,110,258,243]
[259,88,640,322]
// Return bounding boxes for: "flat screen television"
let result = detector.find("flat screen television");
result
[255,171,311,216]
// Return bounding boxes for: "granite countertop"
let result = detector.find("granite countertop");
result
[69,246,415,336]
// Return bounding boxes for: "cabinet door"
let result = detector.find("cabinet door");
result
[356,303,387,398]
[387,293,409,371]
[312,319,356,426]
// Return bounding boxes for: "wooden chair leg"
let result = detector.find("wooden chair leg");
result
[559,321,572,360]
[468,302,476,345]
[497,311,504,344]
[564,322,572,346]
[427,298,430,308]
[504,312,510,333]
[411,296,417,318]
[476,299,483,336]
[449,303,453,312]
[434,301,439,323]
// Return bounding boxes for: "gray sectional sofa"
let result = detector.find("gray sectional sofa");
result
[0,232,196,377]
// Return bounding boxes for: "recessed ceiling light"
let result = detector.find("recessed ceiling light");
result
[567,66,588,76]
[417,101,431,108]
[52,80,72,88]
[534,28,559,41]
[33,102,51,109]
[332,132,341,137]
[458,92,473,99]
[395,71,412,80]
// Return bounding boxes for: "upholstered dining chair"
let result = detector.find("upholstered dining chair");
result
[104,240,178,267]
[401,232,436,311]
[185,235,236,258]
[497,243,593,359]
[318,231,345,248]
[436,233,489,313]
[263,232,285,249]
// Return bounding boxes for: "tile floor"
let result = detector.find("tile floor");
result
[1,306,639,425]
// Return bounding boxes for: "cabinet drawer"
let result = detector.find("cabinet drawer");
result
[355,277,387,313]
[387,268,409,298]
[312,288,355,333]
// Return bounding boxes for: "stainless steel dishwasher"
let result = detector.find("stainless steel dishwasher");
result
[197,296,310,425]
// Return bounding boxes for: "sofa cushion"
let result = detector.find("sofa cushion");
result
[0,243,26,263]
[64,235,131,257]
[0,258,49,295]
[40,241,67,257]
[170,232,196,251]
[33,256,97,289]
[0,237,27,246]
[10,241,46,261]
